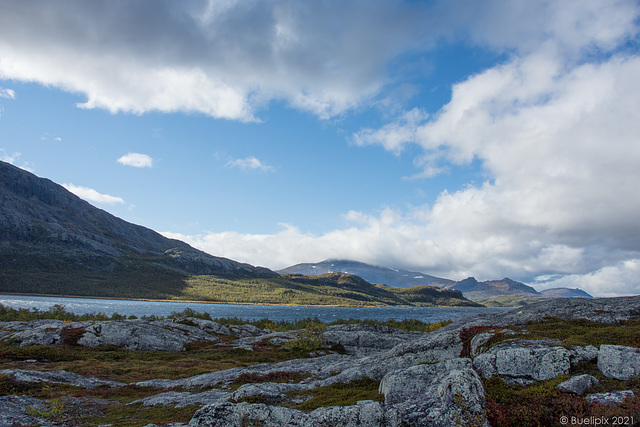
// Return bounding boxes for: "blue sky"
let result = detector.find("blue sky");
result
[1,0,640,297]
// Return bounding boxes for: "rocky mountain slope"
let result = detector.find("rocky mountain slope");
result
[0,161,479,307]
[0,161,277,296]
[540,287,594,298]
[447,276,539,299]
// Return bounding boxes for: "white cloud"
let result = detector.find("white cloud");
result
[0,149,20,164]
[117,153,153,168]
[0,87,15,99]
[340,1,640,297]
[226,156,274,172]
[62,183,125,205]
[534,259,640,298]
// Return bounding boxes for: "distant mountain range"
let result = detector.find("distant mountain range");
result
[0,161,479,307]
[279,260,593,303]
[278,259,454,287]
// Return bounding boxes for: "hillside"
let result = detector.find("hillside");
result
[447,277,539,299]
[540,287,593,298]
[278,259,454,287]
[0,161,479,307]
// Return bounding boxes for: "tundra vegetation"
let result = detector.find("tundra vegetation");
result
[460,317,640,426]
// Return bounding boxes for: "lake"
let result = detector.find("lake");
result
[0,294,513,324]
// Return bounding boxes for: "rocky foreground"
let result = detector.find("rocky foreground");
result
[1,296,639,426]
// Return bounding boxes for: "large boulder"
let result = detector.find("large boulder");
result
[473,340,570,381]
[556,374,599,395]
[381,358,487,427]
[597,345,640,380]
[323,324,421,356]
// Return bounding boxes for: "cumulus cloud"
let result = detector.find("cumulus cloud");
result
[226,156,274,172]
[0,0,444,120]
[117,153,153,168]
[160,1,640,296]
[3,0,640,296]
[62,183,125,205]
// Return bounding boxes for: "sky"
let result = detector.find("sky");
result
[1,0,639,297]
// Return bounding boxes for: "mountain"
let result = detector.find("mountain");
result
[278,259,454,287]
[447,277,539,299]
[0,161,277,298]
[447,277,593,306]
[0,161,480,307]
[540,288,593,298]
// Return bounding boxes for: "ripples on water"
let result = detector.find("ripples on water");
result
[0,294,513,323]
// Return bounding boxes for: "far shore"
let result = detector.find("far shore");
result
[0,291,488,309]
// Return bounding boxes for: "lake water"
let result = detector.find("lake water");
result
[0,294,513,324]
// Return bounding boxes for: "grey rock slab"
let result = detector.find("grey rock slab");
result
[556,374,599,395]
[188,400,385,427]
[569,345,599,365]
[138,353,356,390]
[228,324,266,338]
[78,320,220,351]
[586,390,635,407]
[0,368,125,389]
[3,319,222,351]
[473,340,570,381]
[0,395,54,427]
[381,358,487,427]
[171,317,232,335]
[598,344,640,380]
[323,324,422,356]
[231,382,309,405]
[233,331,296,347]
[132,389,229,408]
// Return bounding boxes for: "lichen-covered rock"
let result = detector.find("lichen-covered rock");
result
[568,345,599,365]
[2,319,71,346]
[586,390,635,407]
[2,319,223,351]
[233,331,296,347]
[0,368,124,389]
[77,320,221,351]
[231,382,308,405]
[0,395,53,427]
[188,400,385,427]
[132,389,229,408]
[323,324,421,356]
[556,374,599,395]
[473,340,570,381]
[381,358,487,427]
[597,345,640,380]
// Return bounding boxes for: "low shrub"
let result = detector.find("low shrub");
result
[288,377,383,411]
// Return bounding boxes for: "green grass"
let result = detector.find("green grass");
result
[284,377,383,411]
